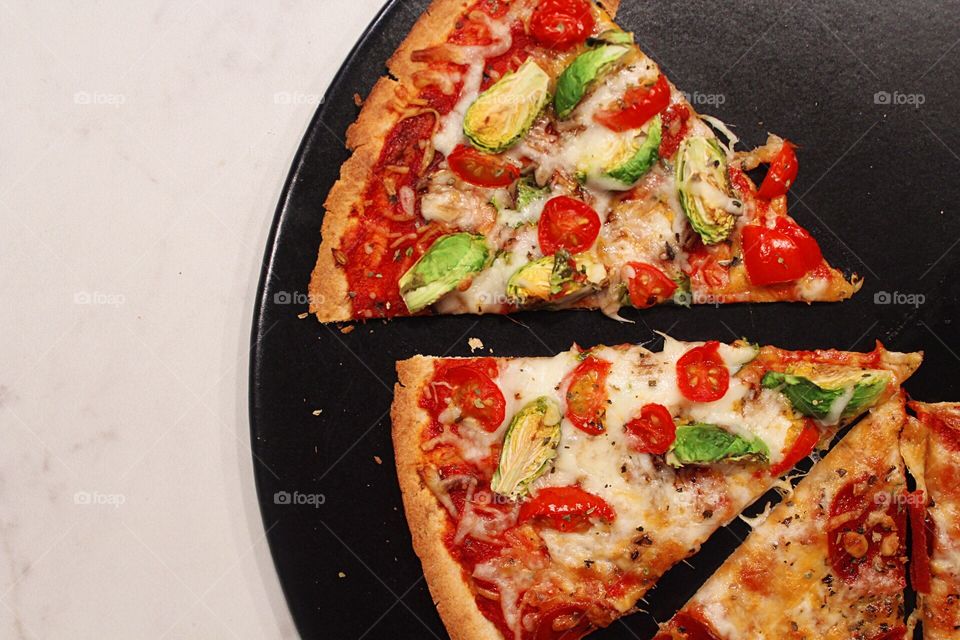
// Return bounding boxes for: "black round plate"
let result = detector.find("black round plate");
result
[250,1,960,637]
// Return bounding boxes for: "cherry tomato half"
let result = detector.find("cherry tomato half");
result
[658,103,691,158]
[529,0,595,50]
[437,364,506,432]
[741,217,823,286]
[757,142,799,200]
[538,196,601,255]
[519,485,616,532]
[624,262,677,308]
[676,341,729,403]
[534,603,593,640]
[594,74,671,132]
[563,356,611,435]
[447,144,520,188]
[625,403,676,454]
[768,419,819,477]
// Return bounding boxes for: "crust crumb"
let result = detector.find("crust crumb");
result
[468,337,484,352]
[374,455,383,465]
[297,312,309,320]
[340,325,355,334]
[353,93,363,107]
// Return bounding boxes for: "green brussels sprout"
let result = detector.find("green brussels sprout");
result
[605,115,661,185]
[463,59,551,154]
[666,424,769,467]
[587,29,634,46]
[554,44,631,119]
[506,251,605,306]
[398,233,488,313]
[515,177,550,211]
[761,367,893,423]
[676,136,742,244]
[490,397,562,500]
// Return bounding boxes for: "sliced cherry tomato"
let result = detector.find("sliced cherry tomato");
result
[653,611,722,640]
[534,603,593,640]
[625,403,676,454]
[447,144,520,188]
[529,0,595,50]
[538,196,601,255]
[519,485,616,532]
[741,217,823,286]
[768,420,819,477]
[676,341,729,403]
[437,364,506,432]
[867,628,906,640]
[624,262,677,308]
[757,141,799,200]
[563,356,611,434]
[594,74,671,132]
[658,103,691,158]
[908,489,932,593]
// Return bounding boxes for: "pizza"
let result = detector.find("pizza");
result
[390,337,920,639]
[901,402,960,638]
[310,0,862,322]
[653,394,910,640]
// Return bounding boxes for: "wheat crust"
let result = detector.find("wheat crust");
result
[392,356,505,640]
[309,0,621,322]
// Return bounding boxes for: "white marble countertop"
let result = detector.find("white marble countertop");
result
[1,1,385,636]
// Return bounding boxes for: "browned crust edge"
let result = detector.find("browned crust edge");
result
[309,0,622,322]
[392,356,503,640]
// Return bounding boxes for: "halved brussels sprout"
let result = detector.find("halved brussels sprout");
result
[490,397,562,500]
[463,59,551,154]
[676,136,742,244]
[506,251,606,306]
[554,44,631,119]
[399,233,489,312]
[587,29,634,47]
[605,115,661,186]
[515,177,550,211]
[666,423,769,467]
[761,366,893,423]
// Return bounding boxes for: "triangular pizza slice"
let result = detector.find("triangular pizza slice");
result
[901,401,960,639]
[654,394,911,640]
[312,0,860,322]
[391,338,920,639]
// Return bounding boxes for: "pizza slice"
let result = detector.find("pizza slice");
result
[391,338,920,639]
[901,402,960,638]
[653,394,911,640]
[311,0,861,322]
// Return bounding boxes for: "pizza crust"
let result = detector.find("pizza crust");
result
[392,356,504,640]
[310,0,621,322]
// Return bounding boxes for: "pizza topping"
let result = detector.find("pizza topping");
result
[587,28,634,47]
[761,366,892,424]
[518,485,616,532]
[654,610,723,640]
[491,397,562,499]
[756,140,798,199]
[676,341,730,402]
[624,403,676,454]
[507,251,606,307]
[659,103,692,159]
[463,58,551,154]
[623,261,677,308]
[439,363,507,433]
[594,73,671,132]
[533,603,593,640]
[911,402,960,452]
[604,115,662,187]
[555,44,632,119]
[907,489,932,593]
[399,232,490,312]
[447,145,521,187]
[563,355,612,435]
[741,217,824,286]
[529,0,596,50]
[676,136,741,244]
[515,176,551,211]
[666,423,769,467]
[538,196,602,255]
[767,419,819,477]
